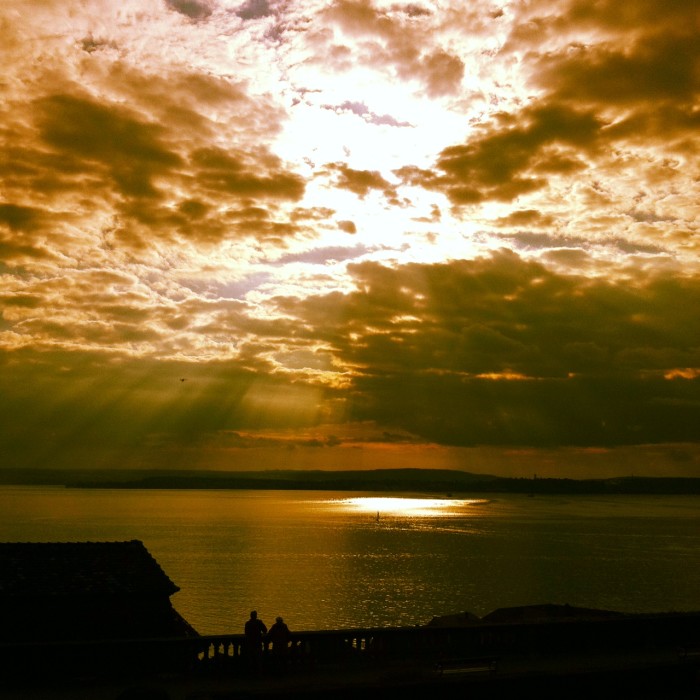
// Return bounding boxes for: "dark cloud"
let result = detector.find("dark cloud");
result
[35,94,182,199]
[535,34,700,108]
[0,293,41,309]
[5,85,306,248]
[165,0,214,20]
[192,147,305,200]
[0,201,88,265]
[418,49,465,98]
[225,213,300,241]
[398,4,432,18]
[113,198,303,247]
[0,204,43,232]
[178,199,210,219]
[491,209,555,228]
[506,0,700,159]
[0,236,54,266]
[236,0,272,20]
[79,36,117,54]
[506,0,698,49]
[326,162,398,200]
[350,370,700,448]
[397,104,601,204]
[337,220,357,234]
[560,0,698,35]
[272,250,700,447]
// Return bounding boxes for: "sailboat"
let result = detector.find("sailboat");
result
[528,473,537,497]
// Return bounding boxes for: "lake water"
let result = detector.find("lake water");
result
[2,486,699,635]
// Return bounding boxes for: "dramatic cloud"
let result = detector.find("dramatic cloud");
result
[1,0,698,477]
[291,252,700,447]
[398,104,603,204]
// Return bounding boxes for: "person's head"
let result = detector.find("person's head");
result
[276,616,283,623]
[250,610,257,619]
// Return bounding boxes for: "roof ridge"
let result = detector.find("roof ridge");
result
[0,540,180,597]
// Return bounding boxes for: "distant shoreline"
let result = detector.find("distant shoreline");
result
[2,468,700,495]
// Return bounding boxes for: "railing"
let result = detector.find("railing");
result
[1,612,699,684]
[192,628,409,674]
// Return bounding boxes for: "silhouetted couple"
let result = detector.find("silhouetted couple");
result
[244,611,291,675]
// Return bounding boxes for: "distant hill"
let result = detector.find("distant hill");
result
[70,467,505,493]
[1,468,700,495]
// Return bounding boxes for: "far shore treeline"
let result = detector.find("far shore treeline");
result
[2,468,700,495]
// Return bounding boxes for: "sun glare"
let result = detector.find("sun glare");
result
[338,496,484,518]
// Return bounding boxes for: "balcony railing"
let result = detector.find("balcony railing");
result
[1,612,699,685]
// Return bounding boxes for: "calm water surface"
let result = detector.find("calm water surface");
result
[2,487,699,635]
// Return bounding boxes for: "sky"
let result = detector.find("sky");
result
[1,0,699,479]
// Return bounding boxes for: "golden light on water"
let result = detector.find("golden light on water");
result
[338,497,484,518]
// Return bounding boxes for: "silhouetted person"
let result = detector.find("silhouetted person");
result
[244,610,267,674]
[267,616,291,674]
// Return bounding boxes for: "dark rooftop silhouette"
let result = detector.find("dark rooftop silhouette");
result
[481,603,626,624]
[0,540,195,641]
[0,539,180,597]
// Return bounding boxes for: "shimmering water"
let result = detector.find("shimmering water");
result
[2,486,699,635]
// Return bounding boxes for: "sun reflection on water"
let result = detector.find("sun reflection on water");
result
[335,496,486,518]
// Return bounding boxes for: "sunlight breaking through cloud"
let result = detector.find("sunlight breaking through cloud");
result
[1,0,699,476]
